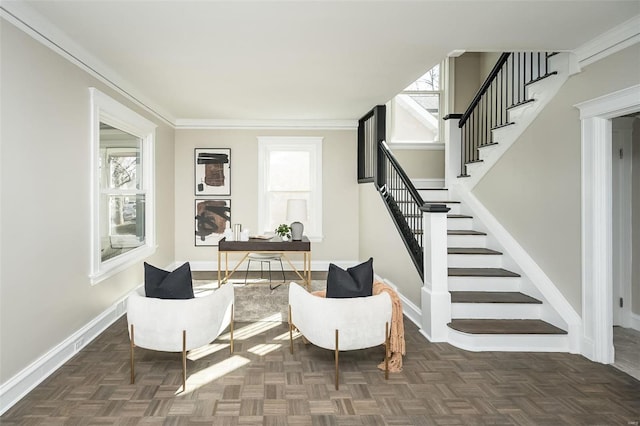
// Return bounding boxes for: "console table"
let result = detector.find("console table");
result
[217,236,311,288]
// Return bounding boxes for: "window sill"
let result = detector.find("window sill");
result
[90,244,156,285]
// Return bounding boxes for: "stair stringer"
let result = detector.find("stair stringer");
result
[461,52,575,190]
[448,184,582,354]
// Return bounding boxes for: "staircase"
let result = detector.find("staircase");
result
[357,51,578,353]
[417,185,570,352]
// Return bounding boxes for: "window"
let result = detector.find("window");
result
[389,63,443,145]
[90,88,156,284]
[258,137,323,241]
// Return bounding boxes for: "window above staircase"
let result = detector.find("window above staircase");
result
[387,63,444,149]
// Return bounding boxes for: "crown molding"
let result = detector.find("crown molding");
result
[0,3,176,127]
[174,118,358,130]
[574,14,640,70]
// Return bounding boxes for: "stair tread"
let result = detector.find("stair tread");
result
[448,230,486,236]
[450,291,542,304]
[448,319,567,335]
[448,214,473,219]
[424,200,460,204]
[448,247,502,255]
[478,142,499,149]
[448,267,521,277]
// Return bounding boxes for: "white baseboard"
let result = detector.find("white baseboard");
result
[185,259,360,273]
[0,295,129,416]
[378,277,423,331]
[630,312,640,331]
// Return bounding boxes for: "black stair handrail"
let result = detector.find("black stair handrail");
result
[459,53,511,127]
[357,105,428,278]
[376,141,425,279]
[457,52,557,177]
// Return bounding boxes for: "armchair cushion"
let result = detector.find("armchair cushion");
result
[326,257,373,298]
[144,262,194,300]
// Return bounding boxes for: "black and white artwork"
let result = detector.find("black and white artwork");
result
[194,199,231,246]
[195,148,231,195]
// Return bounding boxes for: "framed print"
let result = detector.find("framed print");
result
[195,199,231,246]
[195,148,231,195]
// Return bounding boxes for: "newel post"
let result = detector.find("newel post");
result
[443,114,462,188]
[420,203,451,342]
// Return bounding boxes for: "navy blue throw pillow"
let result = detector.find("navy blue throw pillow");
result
[144,262,194,300]
[326,257,373,298]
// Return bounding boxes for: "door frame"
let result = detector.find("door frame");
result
[576,84,640,363]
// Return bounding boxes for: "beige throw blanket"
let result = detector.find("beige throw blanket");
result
[311,280,406,372]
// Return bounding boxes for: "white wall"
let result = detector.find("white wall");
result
[473,44,640,313]
[0,19,176,383]
[174,129,360,266]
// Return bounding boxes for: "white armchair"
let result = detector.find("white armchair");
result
[126,283,234,390]
[287,282,392,389]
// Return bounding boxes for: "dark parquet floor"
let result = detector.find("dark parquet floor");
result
[2,314,640,425]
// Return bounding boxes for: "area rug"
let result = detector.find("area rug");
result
[193,279,326,322]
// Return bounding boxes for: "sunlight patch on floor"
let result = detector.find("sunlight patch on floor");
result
[247,343,282,356]
[218,313,282,341]
[187,343,231,361]
[178,355,250,396]
[272,330,301,341]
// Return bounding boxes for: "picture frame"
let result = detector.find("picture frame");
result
[195,148,231,195]
[194,199,231,246]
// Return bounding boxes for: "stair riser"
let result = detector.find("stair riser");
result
[478,144,499,162]
[447,217,473,230]
[448,276,520,292]
[447,254,502,268]
[417,189,449,200]
[447,234,486,247]
[447,330,570,352]
[451,303,541,319]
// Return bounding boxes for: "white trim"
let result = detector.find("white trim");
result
[575,85,640,363]
[0,3,175,127]
[631,313,640,331]
[257,136,323,240]
[175,119,357,130]
[378,278,422,332]
[0,294,129,416]
[387,142,445,151]
[89,88,157,284]
[411,178,445,189]
[574,15,640,70]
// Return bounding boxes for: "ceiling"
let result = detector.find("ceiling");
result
[3,1,639,124]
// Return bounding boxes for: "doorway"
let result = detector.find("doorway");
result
[577,85,640,364]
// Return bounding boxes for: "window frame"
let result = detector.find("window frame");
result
[89,87,157,284]
[388,62,444,147]
[257,136,323,242]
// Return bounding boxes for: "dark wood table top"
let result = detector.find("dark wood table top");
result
[218,236,310,252]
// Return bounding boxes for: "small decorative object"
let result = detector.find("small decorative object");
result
[233,223,242,241]
[275,224,291,241]
[194,148,231,195]
[287,199,307,241]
